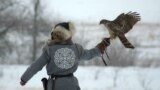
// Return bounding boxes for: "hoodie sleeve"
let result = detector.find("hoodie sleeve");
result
[21,45,50,83]
[75,44,101,60]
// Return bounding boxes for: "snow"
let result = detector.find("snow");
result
[0,65,160,90]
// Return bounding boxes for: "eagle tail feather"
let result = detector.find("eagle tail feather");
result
[118,35,134,49]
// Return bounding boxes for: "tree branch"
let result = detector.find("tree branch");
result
[0,22,15,36]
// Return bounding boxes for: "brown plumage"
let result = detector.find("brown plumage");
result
[100,11,141,49]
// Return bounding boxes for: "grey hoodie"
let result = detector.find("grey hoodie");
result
[21,40,101,90]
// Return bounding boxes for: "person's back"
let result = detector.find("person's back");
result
[20,22,110,90]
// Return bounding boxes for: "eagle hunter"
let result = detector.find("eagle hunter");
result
[100,11,141,49]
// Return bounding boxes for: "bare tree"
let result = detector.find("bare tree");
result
[0,0,16,36]
[32,0,41,61]
[0,0,15,12]
[0,0,18,63]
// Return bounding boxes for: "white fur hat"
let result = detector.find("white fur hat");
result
[51,22,75,41]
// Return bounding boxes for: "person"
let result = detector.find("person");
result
[20,22,110,90]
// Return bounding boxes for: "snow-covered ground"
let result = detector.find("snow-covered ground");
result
[0,65,160,90]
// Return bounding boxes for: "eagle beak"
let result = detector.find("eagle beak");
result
[99,21,102,25]
[99,20,105,25]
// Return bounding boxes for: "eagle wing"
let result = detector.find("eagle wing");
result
[113,11,141,33]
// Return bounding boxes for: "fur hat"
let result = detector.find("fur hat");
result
[51,22,75,41]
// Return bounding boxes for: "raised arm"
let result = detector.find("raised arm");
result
[76,38,110,61]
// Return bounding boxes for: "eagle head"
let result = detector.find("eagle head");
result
[99,19,110,25]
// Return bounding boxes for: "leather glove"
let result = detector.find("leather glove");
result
[96,38,110,54]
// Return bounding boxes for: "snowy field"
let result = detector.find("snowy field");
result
[0,65,160,90]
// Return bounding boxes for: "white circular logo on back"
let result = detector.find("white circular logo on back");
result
[54,48,76,69]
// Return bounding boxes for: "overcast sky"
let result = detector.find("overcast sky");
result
[42,0,160,23]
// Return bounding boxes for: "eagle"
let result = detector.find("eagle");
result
[100,11,141,49]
